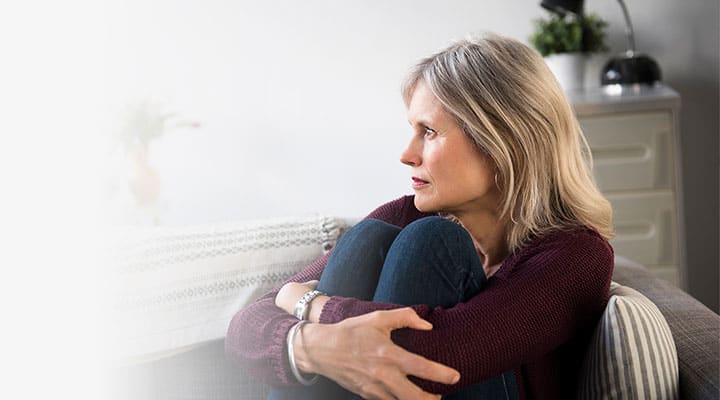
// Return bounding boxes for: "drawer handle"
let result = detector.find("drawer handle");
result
[591,144,649,162]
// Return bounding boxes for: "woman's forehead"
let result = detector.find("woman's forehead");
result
[407,83,446,120]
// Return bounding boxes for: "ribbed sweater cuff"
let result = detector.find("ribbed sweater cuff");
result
[318,296,349,324]
[270,317,303,384]
[319,295,416,325]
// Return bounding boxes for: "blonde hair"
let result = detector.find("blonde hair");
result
[402,33,613,252]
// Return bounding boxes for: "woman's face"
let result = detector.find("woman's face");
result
[401,81,501,215]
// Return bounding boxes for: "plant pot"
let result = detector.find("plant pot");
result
[544,53,587,92]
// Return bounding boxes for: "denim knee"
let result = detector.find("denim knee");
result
[318,219,401,299]
[349,218,401,240]
[397,216,477,256]
[335,219,402,256]
[374,216,485,307]
[401,216,466,239]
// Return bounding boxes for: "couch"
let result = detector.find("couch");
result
[106,216,719,399]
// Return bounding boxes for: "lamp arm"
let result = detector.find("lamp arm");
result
[616,0,636,55]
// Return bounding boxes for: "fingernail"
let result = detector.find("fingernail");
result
[451,374,460,384]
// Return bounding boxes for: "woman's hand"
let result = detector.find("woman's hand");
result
[275,280,318,315]
[294,308,459,400]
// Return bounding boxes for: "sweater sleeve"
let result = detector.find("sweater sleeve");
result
[224,195,426,385]
[318,228,614,394]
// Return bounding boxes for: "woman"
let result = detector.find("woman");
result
[225,33,614,399]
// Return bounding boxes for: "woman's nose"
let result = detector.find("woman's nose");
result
[400,139,421,167]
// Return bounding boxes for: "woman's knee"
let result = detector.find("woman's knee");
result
[337,218,402,253]
[350,218,402,235]
[374,217,484,306]
[396,216,474,250]
[389,217,478,271]
[319,219,402,298]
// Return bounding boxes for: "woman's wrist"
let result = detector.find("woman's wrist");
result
[294,290,326,320]
[307,295,329,322]
[275,281,317,315]
[291,321,322,374]
[275,282,329,323]
[286,321,319,385]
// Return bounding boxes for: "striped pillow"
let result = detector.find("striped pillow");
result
[578,282,679,399]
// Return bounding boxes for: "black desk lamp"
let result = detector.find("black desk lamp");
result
[540,0,662,86]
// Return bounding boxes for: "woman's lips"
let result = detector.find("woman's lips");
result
[412,177,430,189]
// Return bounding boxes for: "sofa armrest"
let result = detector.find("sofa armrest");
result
[109,215,349,361]
[613,256,720,399]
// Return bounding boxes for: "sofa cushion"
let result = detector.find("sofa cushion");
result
[109,215,347,361]
[613,256,720,399]
[578,281,679,399]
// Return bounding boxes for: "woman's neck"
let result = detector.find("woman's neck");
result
[451,211,509,275]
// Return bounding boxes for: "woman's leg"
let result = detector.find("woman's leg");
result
[316,219,402,299]
[267,219,401,400]
[371,216,519,400]
[372,216,486,307]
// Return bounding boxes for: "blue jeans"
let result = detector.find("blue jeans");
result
[268,217,519,400]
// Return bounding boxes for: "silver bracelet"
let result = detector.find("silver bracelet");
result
[286,320,319,386]
[293,289,325,320]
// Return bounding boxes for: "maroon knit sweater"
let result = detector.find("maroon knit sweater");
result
[225,195,613,399]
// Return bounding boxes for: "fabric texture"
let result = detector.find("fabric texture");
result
[225,195,615,398]
[268,217,517,400]
[110,215,347,360]
[578,281,679,399]
[612,256,720,400]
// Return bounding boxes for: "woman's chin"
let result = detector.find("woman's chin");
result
[413,196,439,213]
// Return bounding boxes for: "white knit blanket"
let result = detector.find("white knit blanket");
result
[108,215,347,362]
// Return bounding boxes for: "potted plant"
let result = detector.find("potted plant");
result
[530,13,608,91]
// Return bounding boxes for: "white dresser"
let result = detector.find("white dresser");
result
[569,85,685,288]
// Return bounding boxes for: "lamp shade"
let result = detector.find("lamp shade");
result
[601,53,662,85]
[540,0,584,15]
[600,0,662,86]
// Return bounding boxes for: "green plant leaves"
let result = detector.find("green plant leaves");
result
[530,13,608,57]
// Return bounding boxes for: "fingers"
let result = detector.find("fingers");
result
[326,310,456,400]
[399,350,461,386]
[357,369,443,400]
[366,309,461,384]
[385,372,446,400]
[361,386,395,400]
[379,307,433,331]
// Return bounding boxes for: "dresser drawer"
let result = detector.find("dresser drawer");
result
[580,112,675,192]
[607,191,678,266]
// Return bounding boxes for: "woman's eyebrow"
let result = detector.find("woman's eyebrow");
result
[408,116,434,127]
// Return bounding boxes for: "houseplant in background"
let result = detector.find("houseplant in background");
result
[530,12,608,91]
[106,101,200,226]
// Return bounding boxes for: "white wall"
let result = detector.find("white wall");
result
[105,0,540,224]
[105,0,718,309]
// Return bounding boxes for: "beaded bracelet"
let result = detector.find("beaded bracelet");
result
[286,320,319,386]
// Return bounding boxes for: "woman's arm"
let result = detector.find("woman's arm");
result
[275,284,461,399]
[299,228,614,394]
[224,252,329,385]
[224,195,431,385]
[295,308,460,400]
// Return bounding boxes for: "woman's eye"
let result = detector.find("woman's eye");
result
[424,128,437,138]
